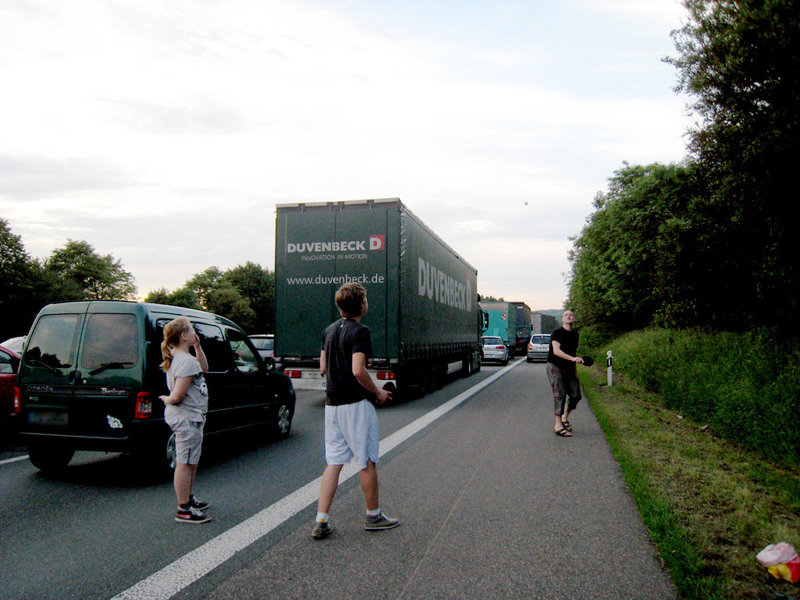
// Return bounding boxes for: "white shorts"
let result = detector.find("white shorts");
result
[324,400,379,470]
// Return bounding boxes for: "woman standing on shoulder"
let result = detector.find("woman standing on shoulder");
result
[159,317,212,524]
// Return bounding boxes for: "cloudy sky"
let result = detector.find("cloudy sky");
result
[0,0,692,312]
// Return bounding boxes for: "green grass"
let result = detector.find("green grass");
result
[593,328,800,463]
[580,366,800,599]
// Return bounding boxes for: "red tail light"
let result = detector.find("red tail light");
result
[495,346,505,350]
[12,387,21,414]
[285,370,302,378]
[134,391,152,419]
[377,372,395,380]
[528,343,533,350]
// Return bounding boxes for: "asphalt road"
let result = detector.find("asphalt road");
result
[0,360,676,600]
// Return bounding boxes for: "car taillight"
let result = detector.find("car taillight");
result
[496,346,505,349]
[377,372,395,380]
[284,370,302,378]
[13,386,21,414]
[134,391,152,419]
[528,343,533,350]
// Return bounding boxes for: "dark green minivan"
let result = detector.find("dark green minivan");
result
[16,301,295,473]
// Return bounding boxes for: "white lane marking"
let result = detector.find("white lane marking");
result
[111,360,523,600]
[0,454,29,466]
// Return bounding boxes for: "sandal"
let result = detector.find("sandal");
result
[553,427,572,437]
[562,420,573,432]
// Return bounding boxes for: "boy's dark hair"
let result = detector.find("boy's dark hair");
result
[335,283,367,318]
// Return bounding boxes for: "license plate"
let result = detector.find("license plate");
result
[28,411,68,426]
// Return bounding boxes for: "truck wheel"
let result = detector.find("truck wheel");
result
[27,444,75,472]
[271,403,293,440]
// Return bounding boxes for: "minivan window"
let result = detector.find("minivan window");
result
[193,323,228,373]
[156,320,228,373]
[25,314,82,369]
[251,337,274,351]
[228,330,259,374]
[531,335,550,345]
[81,313,139,370]
[0,349,13,374]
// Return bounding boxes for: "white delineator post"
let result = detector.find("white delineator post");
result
[606,350,613,387]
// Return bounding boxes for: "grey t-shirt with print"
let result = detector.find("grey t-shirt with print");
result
[165,351,208,423]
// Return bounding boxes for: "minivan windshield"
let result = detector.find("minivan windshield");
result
[81,313,139,371]
[530,335,550,345]
[25,314,82,369]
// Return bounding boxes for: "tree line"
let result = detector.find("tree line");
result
[567,0,800,340]
[0,218,274,341]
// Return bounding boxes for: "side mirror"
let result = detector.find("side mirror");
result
[263,356,275,371]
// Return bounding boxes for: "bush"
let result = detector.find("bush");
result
[588,328,800,463]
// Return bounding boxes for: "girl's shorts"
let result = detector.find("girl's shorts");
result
[168,416,204,465]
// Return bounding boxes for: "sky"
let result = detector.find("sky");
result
[0,0,692,312]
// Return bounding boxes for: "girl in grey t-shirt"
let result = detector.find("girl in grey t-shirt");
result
[160,317,212,524]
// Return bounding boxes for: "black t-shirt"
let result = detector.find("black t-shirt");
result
[321,318,374,406]
[547,326,579,377]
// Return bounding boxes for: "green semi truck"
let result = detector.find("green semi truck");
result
[479,301,517,352]
[275,198,482,398]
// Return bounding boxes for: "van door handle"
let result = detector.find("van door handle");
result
[68,370,82,382]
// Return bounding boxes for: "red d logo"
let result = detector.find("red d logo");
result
[369,235,385,250]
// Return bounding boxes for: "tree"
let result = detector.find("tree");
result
[567,163,703,334]
[668,0,800,331]
[45,240,136,301]
[144,287,202,310]
[226,262,275,333]
[184,267,229,309]
[0,219,43,338]
[206,287,257,331]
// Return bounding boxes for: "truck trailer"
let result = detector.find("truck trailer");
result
[275,198,482,398]
[510,301,532,355]
[479,301,517,353]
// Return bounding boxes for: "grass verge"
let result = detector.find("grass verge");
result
[580,366,800,599]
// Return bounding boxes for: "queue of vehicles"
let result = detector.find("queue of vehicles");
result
[3,197,560,474]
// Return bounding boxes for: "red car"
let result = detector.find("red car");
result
[0,344,21,425]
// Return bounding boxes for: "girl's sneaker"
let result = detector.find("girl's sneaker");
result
[175,506,211,524]
[189,495,209,510]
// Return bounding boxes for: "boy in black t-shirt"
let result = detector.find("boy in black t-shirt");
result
[312,283,398,539]
[546,309,585,437]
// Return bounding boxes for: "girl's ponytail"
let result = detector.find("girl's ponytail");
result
[160,317,191,372]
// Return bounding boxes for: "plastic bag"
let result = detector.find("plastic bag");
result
[757,542,800,584]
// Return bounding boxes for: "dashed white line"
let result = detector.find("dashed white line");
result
[0,454,29,466]
[111,360,523,600]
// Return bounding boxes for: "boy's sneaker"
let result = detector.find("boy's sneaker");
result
[365,512,400,531]
[189,495,209,510]
[311,521,332,539]
[175,506,212,524]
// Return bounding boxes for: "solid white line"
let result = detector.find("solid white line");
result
[0,454,29,466]
[110,360,523,600]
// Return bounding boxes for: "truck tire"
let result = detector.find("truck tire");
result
[27,443,75,472]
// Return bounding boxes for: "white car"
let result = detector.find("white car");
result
[0,336,25,355]
[481,336,509,365]
[527,333,550,362]
[248,334,275,360]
